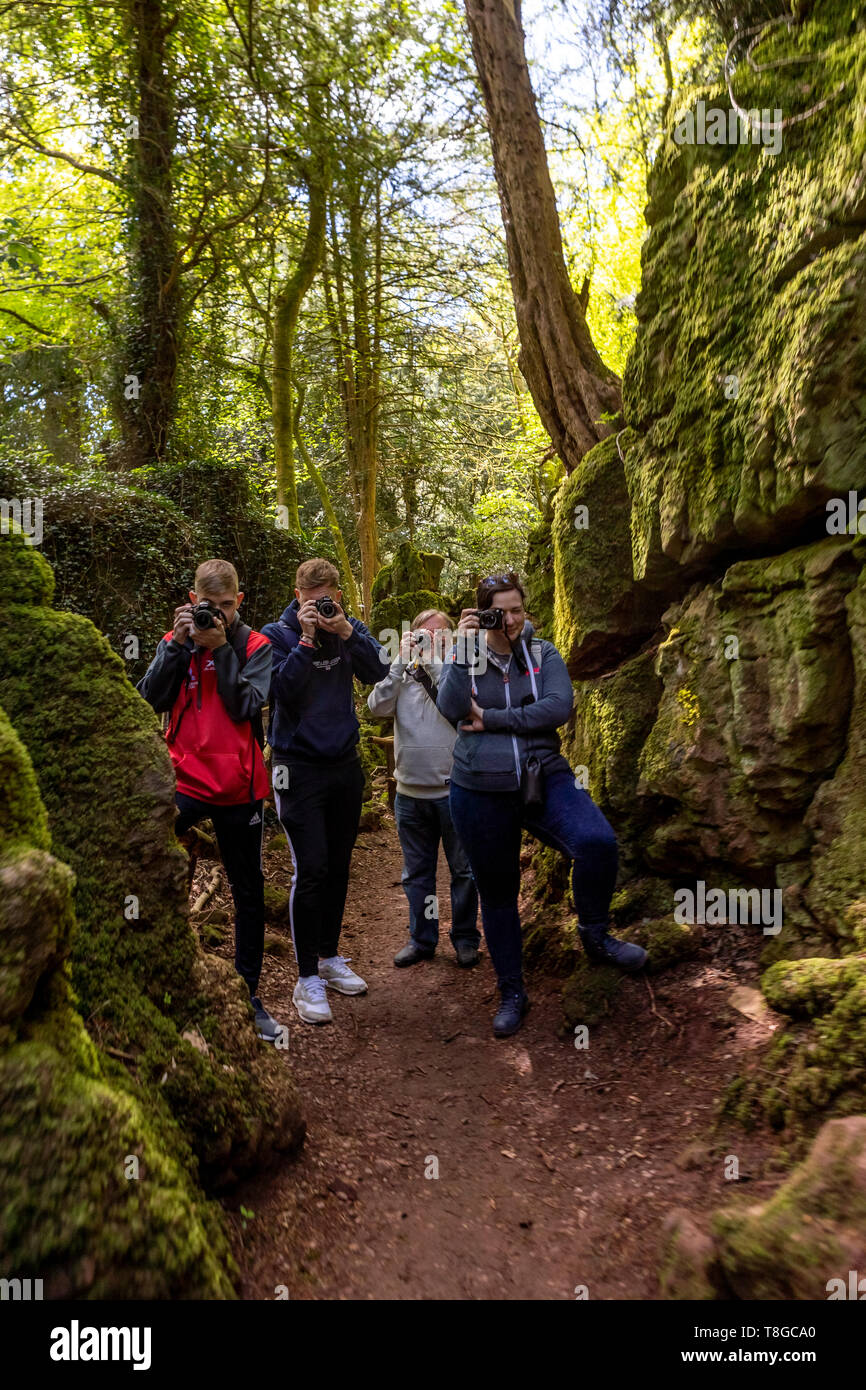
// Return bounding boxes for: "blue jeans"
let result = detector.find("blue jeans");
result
[449,768,618,986]
[394,792,480,951]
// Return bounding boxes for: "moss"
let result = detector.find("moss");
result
[561,955,622,1028]
[0,457,304,683]
[725,953,866,1132]
[762,955,866,1018]
[0,1041,235,1298]
[0,702,49,851]
[710,1117,866,1301]
[369,589,445,637]
[0,528,305,1201]
[609,876,675,924]
[371,542,445,602]
[629,916,703,973]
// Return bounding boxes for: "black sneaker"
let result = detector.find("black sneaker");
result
[454,941,479,968]
[492,982,530,1038]
[251,996,285,1043]
[578,923,647,972]
[394,941,435,967]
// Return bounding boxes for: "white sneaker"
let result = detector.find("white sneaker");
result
[293,975,333,1024]
[318,955,368,995]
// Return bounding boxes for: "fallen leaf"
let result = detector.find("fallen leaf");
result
[729,985,773,1024]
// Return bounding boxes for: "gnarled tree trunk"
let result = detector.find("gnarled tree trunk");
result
[464,0,622,471]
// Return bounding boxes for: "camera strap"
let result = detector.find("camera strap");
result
[411,663,439,705]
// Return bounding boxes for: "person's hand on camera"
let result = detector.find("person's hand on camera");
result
[172,604,194,646]
[316,601,353,641]
[461,697,485,733]
[298,599,320,640]
[191,612,227,649]
[457,608,480,634]
[399,629,419,663]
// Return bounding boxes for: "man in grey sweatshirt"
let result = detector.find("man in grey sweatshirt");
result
[368,609,480,967]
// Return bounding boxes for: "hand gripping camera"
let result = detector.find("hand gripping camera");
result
[476,607,504,630]
[191,599,226,631]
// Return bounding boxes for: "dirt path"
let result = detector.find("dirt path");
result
[205,809,777,1301]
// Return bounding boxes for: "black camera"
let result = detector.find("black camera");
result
[477,607,504,630]
[315,596,339,619]
[191,600,226,631]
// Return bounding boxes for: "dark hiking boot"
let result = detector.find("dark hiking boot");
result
[493,979,530,1038]
[394,941,435,967]
[578,922,647,973]
[454,941,479,968]
[251,996,286,1043]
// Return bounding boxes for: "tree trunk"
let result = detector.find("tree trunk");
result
[122,0,179,470]
[272,154,329,523]
[322,184,381,619]
[463,0,622,471]
[293,381,361,615]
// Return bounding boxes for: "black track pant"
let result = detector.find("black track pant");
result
[175,792,265,996]
[273,754,365,978]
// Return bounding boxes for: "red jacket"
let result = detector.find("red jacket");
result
[138,624,271,805]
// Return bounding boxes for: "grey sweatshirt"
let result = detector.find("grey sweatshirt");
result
[367,656,457,799]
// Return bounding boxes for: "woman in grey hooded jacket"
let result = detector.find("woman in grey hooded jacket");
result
[437,572,647,1037]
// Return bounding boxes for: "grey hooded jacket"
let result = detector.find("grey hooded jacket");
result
[367,654,456,798]
[436,621,574,793]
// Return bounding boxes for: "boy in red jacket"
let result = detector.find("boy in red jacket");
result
[137,559,284,1043]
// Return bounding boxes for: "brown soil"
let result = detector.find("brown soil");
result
[199,806,779,1301]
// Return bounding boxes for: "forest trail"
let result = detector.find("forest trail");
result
[207,811,776,1301]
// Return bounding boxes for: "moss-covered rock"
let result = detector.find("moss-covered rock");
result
[729,944,866,1131]
[713,1116,866,1300]
[0,685,236,1296]
[662,1117,866,1300]
[561,955,623,1029]
[0,529,304,1216]
[552,437,666,676]
[805,562,866,931]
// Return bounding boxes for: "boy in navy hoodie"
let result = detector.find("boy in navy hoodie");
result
[263,558,386,1024]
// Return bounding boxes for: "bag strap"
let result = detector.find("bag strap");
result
[227,620,265,752]
[411,663,439,705]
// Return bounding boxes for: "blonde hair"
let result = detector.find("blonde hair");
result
[412,608,453,629]
[195,558,239,596]
[296,557,340,590]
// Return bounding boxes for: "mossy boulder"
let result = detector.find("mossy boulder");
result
[369,541,457,638]
[662,1117,866,1300]
[0,530,304,1205]
[539,0,866,980]
[728,940,866,1131]
[553,437,666,676]
[633,538,861,876]
[625,9,866,579]
[0,693,236,1297]
[371,541,445,602]
[369,590,445,637]
[805,561,866,931]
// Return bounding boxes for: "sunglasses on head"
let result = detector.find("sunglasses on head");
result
[480,571,521,588]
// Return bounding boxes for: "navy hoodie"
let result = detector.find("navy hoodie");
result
[262,599,387,762]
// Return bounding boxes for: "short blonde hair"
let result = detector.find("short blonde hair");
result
[296,558,340,590]
[195,558,239,596]
[412,608,453,629]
